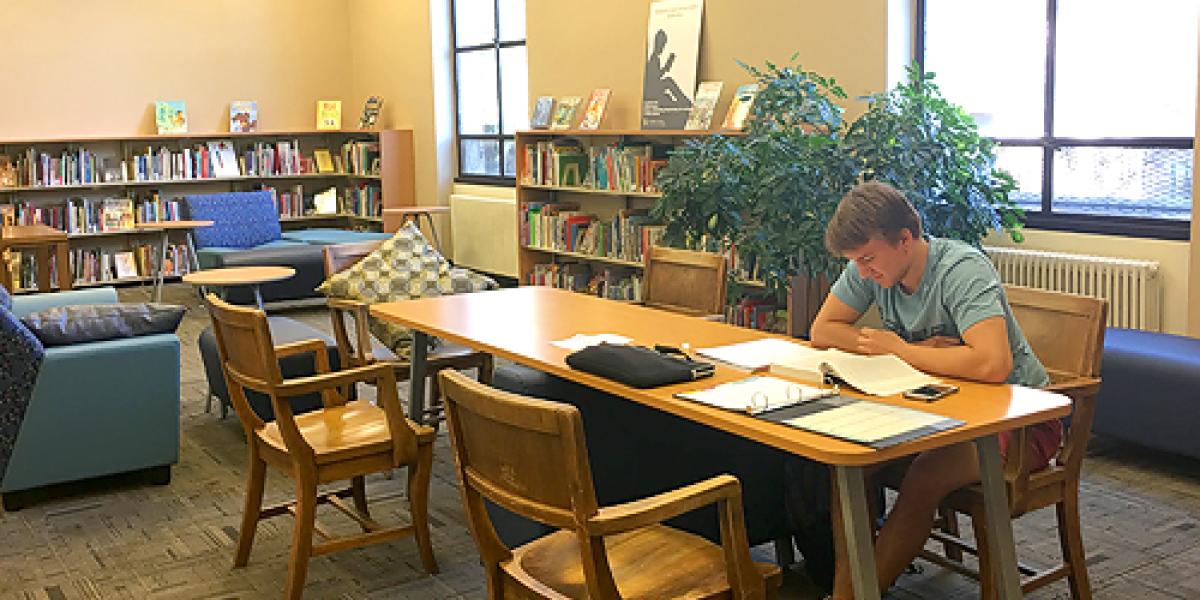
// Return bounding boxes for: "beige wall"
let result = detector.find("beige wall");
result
[0,0,352,137]
[527,0,890,129]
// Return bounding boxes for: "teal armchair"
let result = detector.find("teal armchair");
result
[1,287,180,510]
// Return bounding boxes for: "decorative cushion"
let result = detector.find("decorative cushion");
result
[0,283,11,311]
[21,303,186,347]
[0,306,43,479]
[184,191,282,249]
[317,222,497,357]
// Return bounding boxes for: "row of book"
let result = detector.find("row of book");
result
[724,295,786,333]
[13,197,145,234]
[527,262,643,301]
[344,183,382,218]
[522,141,670,193]
[8,147,102,187]
[5,243,193,291]
[520,202,664,264]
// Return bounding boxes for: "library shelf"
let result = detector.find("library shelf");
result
[522,245,645,269]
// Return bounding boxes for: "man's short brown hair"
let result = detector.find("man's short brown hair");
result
[824,181,923,254]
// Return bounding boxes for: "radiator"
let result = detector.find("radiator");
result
[449,192,518,278]
[984,246,1161,331]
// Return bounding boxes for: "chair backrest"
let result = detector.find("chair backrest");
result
[642,246,727,316]
[183,191,281,249]
[204,293,284,433]
[1005,285,1108,381]
[322,240,385,277]
[439,370,600,533]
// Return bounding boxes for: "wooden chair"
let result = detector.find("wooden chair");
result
[641,246,727,320]
[322,240,494,427]
[205,294,437,600]
[912,285,1107,599]
[437,369,782,599]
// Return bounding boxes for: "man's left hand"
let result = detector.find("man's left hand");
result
[856,327,906,356]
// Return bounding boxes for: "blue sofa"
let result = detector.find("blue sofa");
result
[184,191,390,304]
[1,287,180,510]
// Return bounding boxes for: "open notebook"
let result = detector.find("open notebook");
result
[769,348,938,397]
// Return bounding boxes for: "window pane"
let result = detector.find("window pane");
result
[500,46,529,134]
[995,145,1044,213]
[461,139,501,176]
[503,140,516,177]
[454,0,495,47]
[1052,147,1192,220]
[1055,0,1198,138]
[498,0,526,42]
[456,49,499,135]
[924,0,1047,138]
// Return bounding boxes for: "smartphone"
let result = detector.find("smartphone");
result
[903,383,959,402]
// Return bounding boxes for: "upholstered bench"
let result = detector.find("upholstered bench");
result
[490,363,792,549]
[1093,328,1200,460]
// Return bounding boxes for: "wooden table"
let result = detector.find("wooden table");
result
[183,266,295,310]
[0,224,72,292]
[383,206,449,252]
[137,220,212,302]
[372,286,1071,599]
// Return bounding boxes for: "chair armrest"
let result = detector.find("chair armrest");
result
[586,474,741,536]
[1045,375,1100,400]
[275,362,393,397]
[10,287,119,317]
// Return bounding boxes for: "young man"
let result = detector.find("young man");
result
[809,181,1061,599]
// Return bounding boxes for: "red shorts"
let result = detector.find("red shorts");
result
[998,418,1063,471]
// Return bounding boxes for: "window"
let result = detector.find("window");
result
[452,0,527,183]
[919,0,1197,239]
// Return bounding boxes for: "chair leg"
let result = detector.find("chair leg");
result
[478,354,494,385]
[234,453,267,567]
[940,507,964,562]
[1057,495,1092,600]
[428,371,443,434]
[971,511,997,600]
[351,475,371,528]
[408,441,439,574]
[284,474,318,600]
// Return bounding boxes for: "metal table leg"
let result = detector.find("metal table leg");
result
[252,285,266,311]
[976,434,1024,598]
[409,331,429,423]
[835,465,882,600]
[155,229,170,302]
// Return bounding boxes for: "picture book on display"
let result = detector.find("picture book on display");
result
[578,89,612,130]
[317,100,342,130]
[113,251,138,279]
[155,100,188,134]
[640,0,704,129]
[550,96,583,130]
[313,148,336,173]
[359,96,384,129]
[229,101,258,132]
[207,140,241,178]
[722,84,759,130]
[684,81,723,130]
[530,96,555,129]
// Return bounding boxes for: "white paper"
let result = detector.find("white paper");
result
[676,375,837,414]
[785,401,949,443]
[695,338,821,371]
[551,333,632,351]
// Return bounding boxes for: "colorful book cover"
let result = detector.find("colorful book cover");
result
[113,251,138,279]
[722,84,759,130]
[578,89,612,130]
[358,96,384,129]
[685,81,723,130]
[316,100,342,130]
[229,101,258,133]
[313,148,335,173]
[154,100,188,134]
[207,140,240,178]
[550,96,583,130]
[530,96,555,129]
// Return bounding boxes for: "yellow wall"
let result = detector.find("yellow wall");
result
[0,0,352,137]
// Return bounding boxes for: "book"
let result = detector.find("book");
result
[154,100,188,134]
[316,100,342,130]
[722,84,758,130]
[768,348,938,397]
[207,140,240,178]
[100,198,135,231]
[358,96,384,129]
[550,96,583,130]
[229,101,258,132]
[578,89,612,130]
[695,338,818,371]
[530,96,555,129]
[685,81,723,130]
[313,148,335,173]
[113,251,138,279]
[676,375,838,415]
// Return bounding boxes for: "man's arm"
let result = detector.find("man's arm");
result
[809,294,866,352]
[856,316,1014,383]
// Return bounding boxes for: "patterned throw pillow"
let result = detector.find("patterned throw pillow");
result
[317,222,496,358]
[0,306,43,480]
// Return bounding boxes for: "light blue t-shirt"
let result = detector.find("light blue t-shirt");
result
[830,237,1049,388]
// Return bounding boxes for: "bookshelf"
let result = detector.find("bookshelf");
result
[0,129,415,292]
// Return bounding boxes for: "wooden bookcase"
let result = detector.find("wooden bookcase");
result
[0,128,415,292]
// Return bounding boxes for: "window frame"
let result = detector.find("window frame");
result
[451,0,525,186]
[916,0,1194,240]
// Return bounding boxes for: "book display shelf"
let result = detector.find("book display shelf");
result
[0,129,416,292]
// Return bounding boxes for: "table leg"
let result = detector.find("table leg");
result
[252,285,265,311]
[409,331,429,424]
[422,213,443,256]
[185,231,200,273]
[34,245,52,292]
[834,465,882,600]
[54,241,71,291]
[155,229,170,302]
[975,434,1023,598]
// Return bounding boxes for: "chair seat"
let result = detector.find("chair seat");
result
[370,338,489,370]
[506,526,781,599]
[258,400,392,464]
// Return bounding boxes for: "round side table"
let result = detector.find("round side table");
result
[183,266,296,310]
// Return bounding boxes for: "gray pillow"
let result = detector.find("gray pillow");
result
[21,303,186,347]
